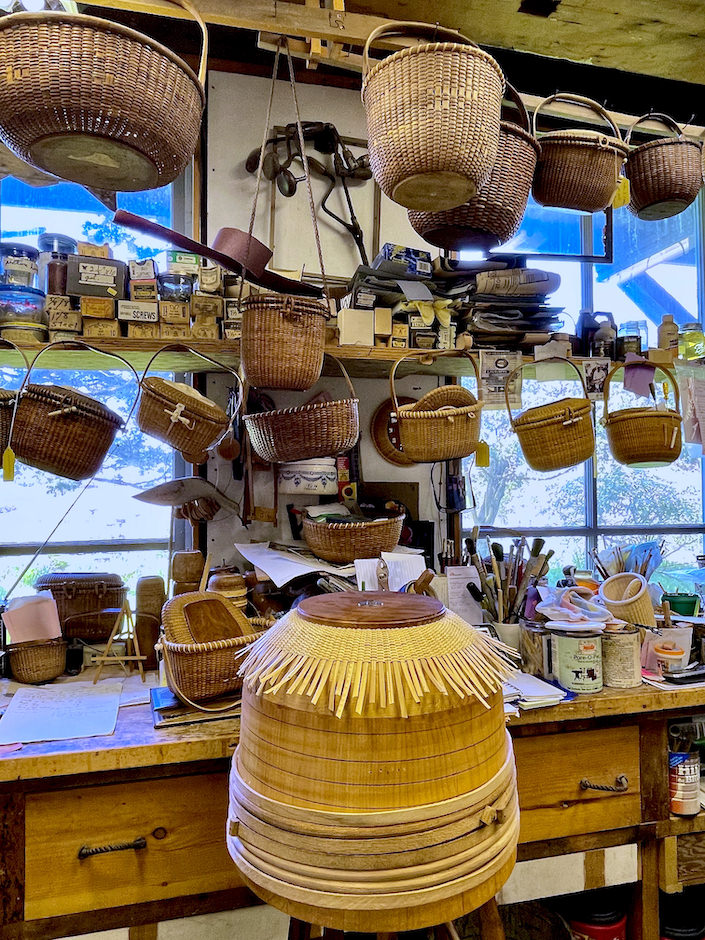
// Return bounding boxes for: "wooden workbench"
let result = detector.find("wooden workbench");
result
[1,684,705,939]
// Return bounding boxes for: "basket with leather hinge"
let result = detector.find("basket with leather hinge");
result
[34,572,127,639]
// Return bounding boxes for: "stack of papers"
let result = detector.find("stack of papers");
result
[503,671,568,710]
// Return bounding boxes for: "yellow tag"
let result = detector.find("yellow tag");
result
[611,177,630,209]
[107,287,117,296]
[2,446,15,482]
[475,440,490,467]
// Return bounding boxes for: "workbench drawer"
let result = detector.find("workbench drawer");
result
[24,772,242,919]
[513,726,641,843]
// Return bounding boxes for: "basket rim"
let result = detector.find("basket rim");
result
[362,40,505,94]
[500,119,541,153]
[512,397,593,430]
[22,383,123,427]
[627,136,703,157]
[7,637,67,651]
[0,11,205,104]
[603,406,682,425]
[161,632,262,654]
[303,512,404,531]
[244,398,359,422]
[539,130,629,155]
[242,294,330,318]
[397,401,484,420]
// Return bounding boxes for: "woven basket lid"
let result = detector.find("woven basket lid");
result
[142,376,228,424]
[406,385,477,412]
[540,128,629,156]
[34,571,124,589]
[605,405,682,425]
[514,396,591,429]
[25,384,123,427]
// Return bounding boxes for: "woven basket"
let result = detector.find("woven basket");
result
[303,512,404,564]
[532,94,628,212]
[8,637,66,684]
[598,572,655,627]
[0,0,207,192]
[602,363,682,467]
[391,350,483,463]
[9,341,137,481]
[137,345,241,465]
[34,572,126,639]
[160,592,265,707]
[505,357,595,472]
[408,85,540,250]
[244,356,359,463]
[241,293,328,391]
[361,21,504,211]
[625,112,703,220]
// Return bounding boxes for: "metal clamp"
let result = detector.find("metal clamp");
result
[77,836,147,859]
[580,775,629,793]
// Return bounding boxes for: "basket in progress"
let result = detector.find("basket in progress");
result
[228,593,518,932]
[362,21,504,211]
[505,357,595,472]
[625,112,703,220]
[602,363,682,467]
[241,293,329,391]
[532,94,628,212]
[391,350,484,463]
[408,84,540,250]
[0,0,207,191]
[8,637,66,684]
[303,511,404,563]
[598,572,655,627]
[244,356,359,463]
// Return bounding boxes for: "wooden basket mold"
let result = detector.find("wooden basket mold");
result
[241,293,329,391]
[505,357,595,472]
[303,511,404,563]
[625,112,703,220]
[7,637,67,684]
[531,93,628,212]
[408,84,540,250]
[391,349,484,463]
[244,355,359,463]
[362,21,504,211]
[0,0,207,192]
[602,362,682,467]
[137,345,241,465]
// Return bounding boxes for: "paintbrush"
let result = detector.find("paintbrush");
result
[509,553,546,622]
[486,537,504,619]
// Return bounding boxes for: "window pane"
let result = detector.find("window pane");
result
[598,534,703,595]
[493,194,608,260]
[475,535,587,587]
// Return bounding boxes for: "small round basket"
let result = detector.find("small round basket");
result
[362,21,504,211]
[8,638,66,684]
[598,572,655,627]
[532,94,628,212]
[602,363,682,467]
[303,512,404,564]
[505,357,595,472]
[625,112,703,220]
[244,356,359,463]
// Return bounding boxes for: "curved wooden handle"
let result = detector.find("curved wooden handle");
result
[140,343,244,415]
[504,356,589,426]
[503,83,530,133]
[602,361,681,418]
[389,349,481,413]
[362,20,477,78]
[625,111,685,145]
[532,92,621,141]
[326,354,357,400]
[161,0,208,85]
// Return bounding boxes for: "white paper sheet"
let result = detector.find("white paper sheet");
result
[354,552,426,592]
[445,566,485,625]
[234,542,355,588]
[0,681,122,744]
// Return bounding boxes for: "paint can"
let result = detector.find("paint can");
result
[669,751,701,816]
[601,626,642,689]
[550,630,603,693]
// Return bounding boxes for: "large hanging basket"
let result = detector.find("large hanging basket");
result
[391,350,483,463]
[244,356,359,463]
[602,363,682,467]
[362,21,504,211]
[0,0,207,192]
[625,112,703,221]
[303,511,404,564]
[505,357,595,472]
[532,94,628,212]
[408,84,540,250]
[241,294,329,391]
[137,345,241,465]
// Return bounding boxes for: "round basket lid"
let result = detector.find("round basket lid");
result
[370,396,417,467]
[297,592,445,628]
[143,376,228,424]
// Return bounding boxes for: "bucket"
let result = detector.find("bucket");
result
[662,593,699,617]
[598,573,655,627]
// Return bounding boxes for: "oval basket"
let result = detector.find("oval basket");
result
[391,350,483,463]
[505,357,595,472]
[408,84,540,250]
[625,112,703,220]
[0,0,207,192]
[361,21,504,211]
[602,362,682,467]
[532,94,628,212]
[303,512,404,564]
[244,356,359,463]
[8,637,67,684]
[241,293,329,391]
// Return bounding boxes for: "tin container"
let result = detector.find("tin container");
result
[601,626,642,689]
[278,458,338,495]
[669,750,701,816]
[519,620,551,677]
[550,630,603,693]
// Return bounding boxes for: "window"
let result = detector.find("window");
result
[462,194,705,586]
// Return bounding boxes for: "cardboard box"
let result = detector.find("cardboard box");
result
[374,307,393,337]
[160,323,190,340]
[224,298,242,319]
[45,295,72,313]
[198,263,224,294]
[129,279,159,302]
[78,241,111,258]
[648,347,676,364]
[48,309,82,332]
[49,329,81,343]
[372,243,432,278]
[67,256,126,299]
[167,250,200,275]
[127,322,160,339]
[80,296,115,320]
[222,325,241,340]
[117,301,159,322]
[129,259,157,280]
[82,317,120,338]
[388,321,409,348]
[190,295,223,319]
[437,324,457,350]
[411,329,437,350]
[191,321,220,340]
[338,308,374,346]
[159,301,190,325]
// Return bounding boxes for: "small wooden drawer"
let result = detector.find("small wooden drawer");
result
[24,772,242,920]
[513,726,641,843]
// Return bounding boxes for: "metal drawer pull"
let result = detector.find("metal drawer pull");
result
[77,836,147,859]
[580,775,629,793]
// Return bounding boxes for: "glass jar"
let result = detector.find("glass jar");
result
[0,285,47,325]
[46,252,68,295]
[679,321,705,360]
[1,242,39,288]
[37,233,77,255]
[157,273,194,302]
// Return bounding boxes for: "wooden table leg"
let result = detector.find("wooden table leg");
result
[289,918,313,940]
[632,837,660,940]
[476,900,506,940]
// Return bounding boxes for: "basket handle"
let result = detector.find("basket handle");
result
[389,349,481,413]
[504,356,590,427]
[139,343,244,415]
[160,0,209,86]
[362,21,479,79]
[602,361,681,419]
[532,93,622,141]
[625,112,687,145]
[0,338,30,376]
[156,636,246,714]
[503,83,531,134]
[325,354,357,400]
